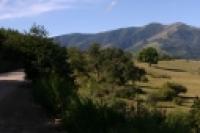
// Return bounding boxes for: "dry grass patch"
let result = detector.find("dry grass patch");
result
[136,59,200,111]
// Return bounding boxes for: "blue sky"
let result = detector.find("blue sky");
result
[0,0,200,36]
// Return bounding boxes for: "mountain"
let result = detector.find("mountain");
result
[54,22,200,59]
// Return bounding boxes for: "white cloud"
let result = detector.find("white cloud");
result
[0,0,98,20]
[107,0,118,12]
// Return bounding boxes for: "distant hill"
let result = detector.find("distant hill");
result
[54,22,200,59]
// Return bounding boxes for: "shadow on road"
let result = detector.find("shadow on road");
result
[0,80,24,101]
[0,72,61,133]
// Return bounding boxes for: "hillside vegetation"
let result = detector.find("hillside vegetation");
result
[65,44,200,133]
[55,22,200,59]
[1,25,200,133]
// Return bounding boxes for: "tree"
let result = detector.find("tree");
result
[22,25,76,114]
[22,24,73,80]
[95,47,145,85]
[88,43,101,57]
[0,30,6,44]
[0,28,25,72]
[138,47,159,67]
[88,43,102,81]
[67,47,87,75]
[0,26,76,114]
[29,23,49,37]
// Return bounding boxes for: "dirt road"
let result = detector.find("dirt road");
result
[0,71,63,133]
[0,71,25,101]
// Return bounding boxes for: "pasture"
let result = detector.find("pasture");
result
[136,59,200,112]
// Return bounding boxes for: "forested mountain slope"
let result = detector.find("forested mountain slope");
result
[54,22,200,59]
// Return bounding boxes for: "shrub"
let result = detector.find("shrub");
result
[62,97,195,133]
[146,93,160,106]
[115,86,143,99]
[164,82,187,95]
[94,88,111,98]
[63,98,127,133]
[192,97,200,109]
[140,76,149,83]
[159,54,174,61]
[164,112,192,133]
[173,97,183,105]
[110,99,127,113]
[157,82,187,101]
[158,86,176,101]
[33,72,76,114]
[189,98,200,132]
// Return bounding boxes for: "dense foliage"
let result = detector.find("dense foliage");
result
[0,28,25,72]
[63,97,199,133]
[24,25,76,114]
[0,25,76,115]
[68,44,145,86]
[138,47,159,66]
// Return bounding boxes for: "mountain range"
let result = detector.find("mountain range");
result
[54,22,200,59]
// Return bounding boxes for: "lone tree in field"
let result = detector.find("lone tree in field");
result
[138,47,159,67]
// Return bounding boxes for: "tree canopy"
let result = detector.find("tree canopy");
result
[0,25,76,114]
[138,47,159,66]
[68,44,146,86]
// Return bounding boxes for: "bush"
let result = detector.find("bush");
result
[63,98,127,133]
[189,98,200,132]
[33,72,76,114]
[140,76,149,83]
[110,99,127,113]
[164,112,192,133]
[158,87,176,101]
[62,97,196,133]
[157,82,187,101]
[164,82,187,95]
[146,93,160,106]
[173,97,183,105]
[159,54,174,61]
[94,88,110,98]
[115,86,143,99]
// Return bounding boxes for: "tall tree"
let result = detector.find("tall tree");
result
[138,47,159,67]
[24,24,76,113]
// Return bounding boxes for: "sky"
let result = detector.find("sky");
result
[0,0,200,36]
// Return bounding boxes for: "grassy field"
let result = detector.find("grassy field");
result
[136,59,200,112]
[77,59,200,112]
